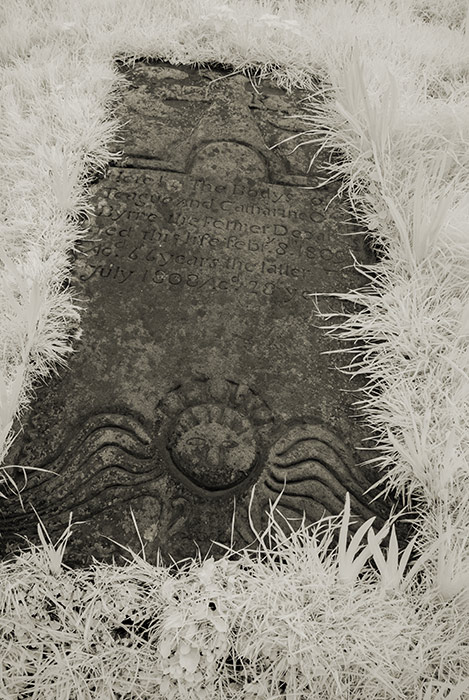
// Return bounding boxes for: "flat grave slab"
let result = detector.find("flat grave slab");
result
[1,62,397,567]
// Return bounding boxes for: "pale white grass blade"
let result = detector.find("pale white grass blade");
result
[337,493,392,584]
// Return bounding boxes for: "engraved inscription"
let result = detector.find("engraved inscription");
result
[75,169,358,303]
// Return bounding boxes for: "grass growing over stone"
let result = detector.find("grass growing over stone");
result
[2,0,469,696]
[1,495,467,699]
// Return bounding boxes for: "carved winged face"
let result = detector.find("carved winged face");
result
[1,376,386,566]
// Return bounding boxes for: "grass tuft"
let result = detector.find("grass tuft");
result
[1,0,469,695]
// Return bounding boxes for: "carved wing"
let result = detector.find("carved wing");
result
[236,421,383,544]
[0,412,162,541]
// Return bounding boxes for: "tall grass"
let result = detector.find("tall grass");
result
[1,0,469,696]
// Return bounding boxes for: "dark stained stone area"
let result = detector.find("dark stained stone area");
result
[0,62,399,568]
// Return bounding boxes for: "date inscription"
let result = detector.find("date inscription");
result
[77,169,358,302]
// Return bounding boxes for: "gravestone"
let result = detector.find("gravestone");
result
[0,62,397,568]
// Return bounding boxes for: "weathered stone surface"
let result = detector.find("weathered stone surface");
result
[1,62,398,568]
